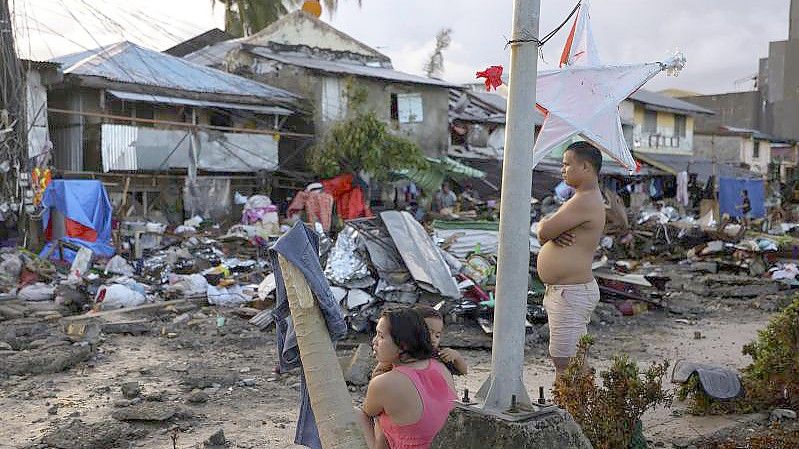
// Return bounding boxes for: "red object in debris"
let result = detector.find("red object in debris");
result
[618,300,635,316]
[18,269,39,288]
[476,65,504,92]
[321,173,373,221]
[44,218,98,243]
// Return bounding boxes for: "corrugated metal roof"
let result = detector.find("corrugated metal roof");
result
[246,46,460,88]
[719,125,773,140]
[106,90,294,115]
[635,152,761,180]
[51,42,299,102]
[629,89,715,115]
[449,90,508,124]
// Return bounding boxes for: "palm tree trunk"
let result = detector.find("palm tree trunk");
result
[277,254,368,449]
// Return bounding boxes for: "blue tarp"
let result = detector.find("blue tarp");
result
[39,180,115,263]
[719,177,765,219]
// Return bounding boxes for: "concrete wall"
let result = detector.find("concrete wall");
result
[694,133,771,177]
[249,12,385,60]
[680,91,761,131]
[26,69,50,159]
[632,104,694,154]
[772,41,799,141]
[693,134,742,163]
[243,52,450,157]
[744,138,771,176]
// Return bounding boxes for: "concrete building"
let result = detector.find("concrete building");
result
[694,126,773,178]
[185,11,458,160]
[771,141,798,182]
[626,90,714,156]
[680,0,799,144]
[47,41,300,174]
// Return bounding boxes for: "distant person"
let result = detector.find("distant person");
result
[358,308,456,449]
[460,183,481,210]
[536,141,605,380]
[736,189,751,229]
[433,182,457,213]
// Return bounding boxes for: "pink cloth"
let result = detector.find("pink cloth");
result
[378,360,456,449]
[287,191,334,231]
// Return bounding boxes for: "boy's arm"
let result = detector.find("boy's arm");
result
[439,348,468,375]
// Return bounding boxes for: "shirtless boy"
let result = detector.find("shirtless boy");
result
[536,141,606,378]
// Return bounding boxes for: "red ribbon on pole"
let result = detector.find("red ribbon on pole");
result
[476,65,504,91]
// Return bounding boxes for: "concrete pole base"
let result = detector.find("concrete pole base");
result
[432,403,593,449]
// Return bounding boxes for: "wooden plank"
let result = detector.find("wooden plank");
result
[61,299,191,323]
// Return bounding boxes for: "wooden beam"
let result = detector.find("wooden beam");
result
[47,107,315,138]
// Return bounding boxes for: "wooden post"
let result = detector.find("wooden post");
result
[277,254,368,449]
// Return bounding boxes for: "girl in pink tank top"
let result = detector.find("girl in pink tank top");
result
[378,361,456,449]
[358,308,456,449]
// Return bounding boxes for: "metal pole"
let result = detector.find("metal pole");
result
[482,0,541,412]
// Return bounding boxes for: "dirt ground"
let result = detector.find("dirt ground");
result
[0,265,795,449]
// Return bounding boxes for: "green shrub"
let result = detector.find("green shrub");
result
[554,335,672,449]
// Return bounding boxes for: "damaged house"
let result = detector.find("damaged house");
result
[45,41,305,221]
[183,10,459,169]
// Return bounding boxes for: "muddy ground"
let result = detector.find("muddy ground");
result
[0,263,796,449]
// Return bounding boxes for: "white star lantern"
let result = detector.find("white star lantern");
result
[530,0,686,171]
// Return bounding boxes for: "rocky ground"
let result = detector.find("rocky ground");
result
[0,263,796,449]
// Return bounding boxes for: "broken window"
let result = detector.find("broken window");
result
[674,114,686,138]
[643,110,657,134]
[209,111,232,127]
[391,93,423,123]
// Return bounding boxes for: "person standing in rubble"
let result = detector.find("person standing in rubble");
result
[535,141,605,380]
[736,189,751,229]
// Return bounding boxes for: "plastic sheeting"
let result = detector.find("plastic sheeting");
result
[432,221,499,259]
[718,177,765,219]
[40,180,114,263]
[380,211,460,299]
[183,177,232,221]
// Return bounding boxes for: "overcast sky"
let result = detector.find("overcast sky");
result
[11,0,793,94]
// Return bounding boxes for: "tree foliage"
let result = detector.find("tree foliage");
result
[741,295,799,410]
[212,0,362,37]
[308,83,428,180]
[424,28,452,79]
[308,112,427,180]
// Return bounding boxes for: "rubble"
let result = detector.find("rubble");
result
[40,419,147,449]
[110,402,181,422]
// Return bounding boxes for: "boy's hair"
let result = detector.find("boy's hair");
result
[566,141,602,175]
[413,304,443,321]
[381,308,434,361]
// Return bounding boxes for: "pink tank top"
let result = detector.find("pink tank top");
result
[378,360,456,449]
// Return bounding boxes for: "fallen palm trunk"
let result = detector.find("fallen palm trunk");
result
[278,254,368,449]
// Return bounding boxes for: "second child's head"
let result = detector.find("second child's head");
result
[414,305,444,349]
